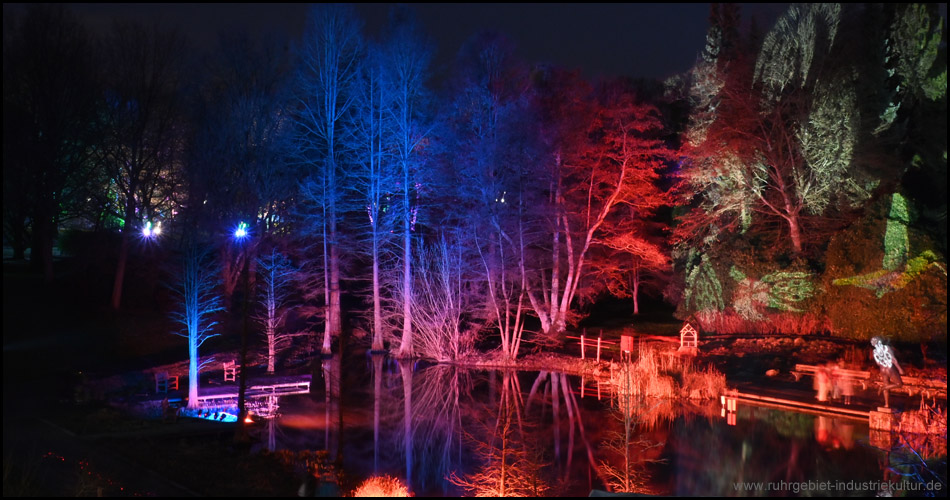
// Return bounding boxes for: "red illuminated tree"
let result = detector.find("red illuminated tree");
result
[593,215,671,315]
[528,73,673,339]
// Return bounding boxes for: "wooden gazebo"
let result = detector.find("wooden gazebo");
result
[680,322,699,350]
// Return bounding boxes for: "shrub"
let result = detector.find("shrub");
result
[351,475,413,497]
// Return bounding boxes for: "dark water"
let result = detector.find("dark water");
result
[246,354,935,497]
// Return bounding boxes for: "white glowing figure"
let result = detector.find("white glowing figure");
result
[142,221,154,238]
[873,342,893,368]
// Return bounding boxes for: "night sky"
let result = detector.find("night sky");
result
[3,3,790,81]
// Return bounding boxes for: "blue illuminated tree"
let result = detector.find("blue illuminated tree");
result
[188,30,296,311]
[291,4,363,354]
[441,31,542,360]
[380,8,435,358]
[169,245,223,409]
[347,44,400,352]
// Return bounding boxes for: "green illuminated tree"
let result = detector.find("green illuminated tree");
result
[681,4,868,256]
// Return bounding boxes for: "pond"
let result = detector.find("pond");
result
[244,353,938,497]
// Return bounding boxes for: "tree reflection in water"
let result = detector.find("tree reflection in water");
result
[376,361,471,496]
[322,354,341,464]
[598,363,667,494]
[272,362,905,496]
[451,370,549,496]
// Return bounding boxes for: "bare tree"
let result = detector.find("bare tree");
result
[291,4,363,354]
[96,20,187,310]
[443,32,541,361]
[529,76,673,340]
[168,245,223,409]
[411,233,478,362]
[254,248,299,373]
[380,9,435,358]
[348,44,399,352]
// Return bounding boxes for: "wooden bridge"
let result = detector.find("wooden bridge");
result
[726,388,871,420]
[195,375,312,405]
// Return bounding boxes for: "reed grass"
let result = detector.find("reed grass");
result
[609,344,726,401]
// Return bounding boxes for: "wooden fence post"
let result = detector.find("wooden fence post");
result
[597,333,602,363]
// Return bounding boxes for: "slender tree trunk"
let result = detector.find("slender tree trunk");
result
[111,232,130,310]
[399,217,413,357]
[328,154,342,338]
[329,231,342,336]
[788,214,803,255]
[372,241,384,351]
[632,266,640,315]
[266,279,274,373]
[188,337,199,408]
[267,287,276,373]
[322,198,333,355]
[219,246,239,311]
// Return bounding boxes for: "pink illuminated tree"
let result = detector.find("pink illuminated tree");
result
[254,248,300,373]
